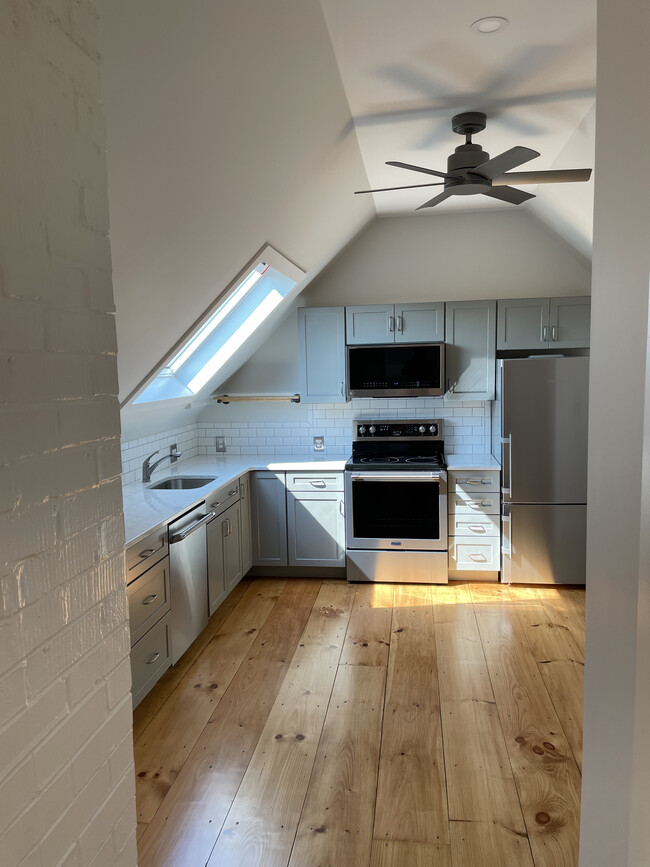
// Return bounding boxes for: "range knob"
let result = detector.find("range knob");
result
[369,425,377,435]
[429,424,437,434]
[358,425,366,435]
[418,425,426,434]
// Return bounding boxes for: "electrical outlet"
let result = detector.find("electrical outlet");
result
[215,436,226,453]
[313,436,325,452]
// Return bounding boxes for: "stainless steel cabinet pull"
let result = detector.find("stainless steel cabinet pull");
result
[466,478,482,485]
[229,488,237,496]
[468,553,487,562]
[339,499,345,516]
[227,519,232,536]
[222,519,228,537]
[210,501,220,509]
[551,325,557,341]
[481,500,492,507]
[340,381,345,397]
[142,594,158,605]
[388,315,395,332]
[447,378,454,393]
[146,652,160,665]
[468,524,486,533]
[309,480,326,487]
[397,315,404,332]
[542,325,550,342]
[139,548,157,558]
[241,483,246,499]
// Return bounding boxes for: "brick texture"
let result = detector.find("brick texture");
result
[0,2,135,865]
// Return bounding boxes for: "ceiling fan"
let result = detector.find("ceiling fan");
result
[355,111,592,209]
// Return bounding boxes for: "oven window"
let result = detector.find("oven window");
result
[352,479,441,540]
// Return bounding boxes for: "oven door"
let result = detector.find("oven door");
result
[345,471,447,551]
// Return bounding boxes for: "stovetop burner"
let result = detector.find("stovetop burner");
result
[358,456,399,464]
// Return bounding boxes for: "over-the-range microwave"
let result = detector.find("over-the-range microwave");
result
[346,342,445,399]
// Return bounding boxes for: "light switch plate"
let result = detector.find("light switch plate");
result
[313,436,325,451]
[215,436,226,452]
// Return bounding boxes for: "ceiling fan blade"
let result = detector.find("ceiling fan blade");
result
[386,160,454,180]
[416,189,455,210]
[492,168,592,186]
[354,181,446,195]
[471,146,540,180]
[483,186,535,205]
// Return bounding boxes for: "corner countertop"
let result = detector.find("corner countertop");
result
[122,452,501,548]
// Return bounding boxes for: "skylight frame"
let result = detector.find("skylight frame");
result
[123,244,305,408]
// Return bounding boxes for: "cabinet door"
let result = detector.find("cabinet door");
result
[251,472,287,566]
[207,515,227,616]
[445,300,496,400]
[550,296,590,348]
[223,502,243,591]
[298,307,346,402]
[345,304,395,344]
[239,474,253,575]
[497,298,550,351]
[395,302,445,343]
[287,491,345,567]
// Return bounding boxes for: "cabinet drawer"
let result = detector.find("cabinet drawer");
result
[126,526,168,582]
[130,613,172,708]
[449,471,500,494]
[286,472,344,492]
[207,479,240,514]
[128,556,170,646]
[448,491,500,515]
[449,536,500,571]
[449,515,500,537]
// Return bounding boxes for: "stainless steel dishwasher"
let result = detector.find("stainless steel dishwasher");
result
[168,503,213,664]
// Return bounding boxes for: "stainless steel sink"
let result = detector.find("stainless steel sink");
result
[148,476,216,490]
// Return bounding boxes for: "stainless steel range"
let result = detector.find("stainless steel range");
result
[345,419,448,584]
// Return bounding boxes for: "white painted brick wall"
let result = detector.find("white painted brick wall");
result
[0,2,136,865]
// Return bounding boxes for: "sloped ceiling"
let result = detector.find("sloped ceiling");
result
[102,0,596,419]
[320,0,596,220]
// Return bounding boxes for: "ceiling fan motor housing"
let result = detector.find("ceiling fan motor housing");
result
[446,143,492,193]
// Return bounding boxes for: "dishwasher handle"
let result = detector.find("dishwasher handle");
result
[169,511,214,543]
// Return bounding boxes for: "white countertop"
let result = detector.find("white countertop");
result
[122,452,501,547]
[122,454,348,546]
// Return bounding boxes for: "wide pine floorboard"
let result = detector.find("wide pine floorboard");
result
[134,578,584,867]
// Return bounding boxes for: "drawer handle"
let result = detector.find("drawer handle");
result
[465,478,482,485]
[146,652,161,665]
[142,594,158,605]
[229,488,238,496]
[210,501,221,508]
[481,500,493,507]
[139,548,157,558]
[310,480,327,487]
[468,525,486,532]
[468,553,487,562]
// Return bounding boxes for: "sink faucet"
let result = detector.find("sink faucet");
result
[142,447,183,483]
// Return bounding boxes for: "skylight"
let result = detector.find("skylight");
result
[131,246,304,405]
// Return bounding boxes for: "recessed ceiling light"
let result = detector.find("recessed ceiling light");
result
[471,16,509,34]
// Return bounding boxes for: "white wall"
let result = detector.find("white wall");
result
[580,1,650,864]
[0,3,135,865]
[102,0,374,406]
[303,209,591,307]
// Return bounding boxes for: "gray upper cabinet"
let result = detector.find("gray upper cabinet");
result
[298,306,346,403]
[445,299,496,401]
[497,296,590,351]
[346,302,445,344]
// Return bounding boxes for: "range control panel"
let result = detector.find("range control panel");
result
[353,419,442,440]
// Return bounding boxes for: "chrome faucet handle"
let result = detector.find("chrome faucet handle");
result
[144,450,160,464]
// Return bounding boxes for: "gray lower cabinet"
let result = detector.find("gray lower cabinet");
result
[239,473,253,575]
[447,470,500,579]
[445,299,496,400]
[251,472,288,566]
[346,302,444,344]
[286,490,345,567]
[497,296,590,350]
[127,540,172,708]
[207,501,243,616]
[298,307,346,403]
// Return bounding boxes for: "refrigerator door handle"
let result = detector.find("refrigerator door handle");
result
[502,507,512,557]
[501,435,512,498]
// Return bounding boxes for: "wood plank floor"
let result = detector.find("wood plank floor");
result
[133,579,585,867]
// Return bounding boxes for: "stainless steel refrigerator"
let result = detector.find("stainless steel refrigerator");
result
[492,356,589,584]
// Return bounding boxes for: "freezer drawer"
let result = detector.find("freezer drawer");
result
[502,504,586,585]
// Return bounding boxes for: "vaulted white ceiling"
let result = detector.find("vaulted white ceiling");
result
[320,0,596,228]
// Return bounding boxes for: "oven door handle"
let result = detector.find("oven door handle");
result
[350,473,445,482]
